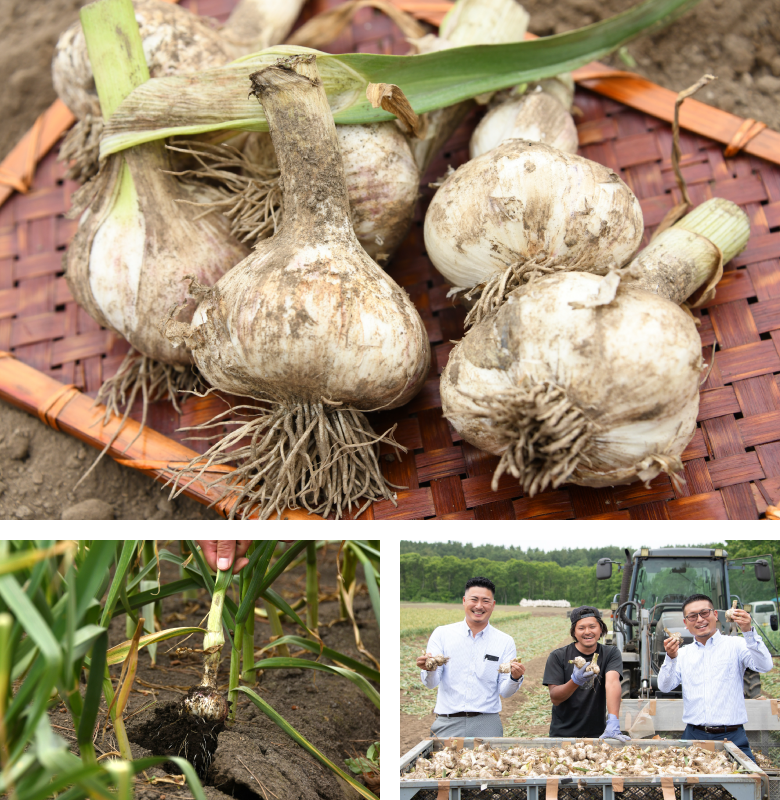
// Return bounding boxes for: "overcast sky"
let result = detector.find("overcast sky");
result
[407,537,726,552]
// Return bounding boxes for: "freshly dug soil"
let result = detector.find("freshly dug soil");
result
[2,0,778,519]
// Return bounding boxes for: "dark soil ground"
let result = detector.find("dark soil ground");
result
[1,0,778,519]
[46,542,380,800]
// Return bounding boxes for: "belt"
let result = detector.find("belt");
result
[438,711,483,718]
[691,724,743,734]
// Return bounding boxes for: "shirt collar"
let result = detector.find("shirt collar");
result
[693,629,721,647]
[461,619,491,638]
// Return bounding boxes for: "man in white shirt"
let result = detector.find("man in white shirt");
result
[417,577,525,737]
[658,592,774,763]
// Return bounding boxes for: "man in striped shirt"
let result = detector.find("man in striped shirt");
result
[658,593,774,763]
[417,577,525,738]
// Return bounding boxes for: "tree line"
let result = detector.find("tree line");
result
[400,542,780,606]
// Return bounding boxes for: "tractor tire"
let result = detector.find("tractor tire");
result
[743,668,762,699]
[622,675,632,699]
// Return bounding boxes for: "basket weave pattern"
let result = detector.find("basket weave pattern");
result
[1,0,779,519]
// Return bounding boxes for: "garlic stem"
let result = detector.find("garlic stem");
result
[202,569,231,689]
[625,198,749,304]
[80,0,150,121]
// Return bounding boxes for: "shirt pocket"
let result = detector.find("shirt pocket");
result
[477,656,501,685]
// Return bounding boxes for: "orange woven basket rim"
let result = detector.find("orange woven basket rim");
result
[1,0,778,520]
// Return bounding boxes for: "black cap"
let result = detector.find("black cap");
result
[570,606,602,624]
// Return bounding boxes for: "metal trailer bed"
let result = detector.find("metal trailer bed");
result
[399,738,769,800]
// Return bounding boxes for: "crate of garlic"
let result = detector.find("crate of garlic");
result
[399,738,767,800]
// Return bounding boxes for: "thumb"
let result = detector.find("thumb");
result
[216,541,237,572]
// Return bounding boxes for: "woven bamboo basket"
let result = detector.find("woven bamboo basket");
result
[2,0,780,520]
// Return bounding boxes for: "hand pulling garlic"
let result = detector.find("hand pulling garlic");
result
[498,657,522,673]
[725,600,738,621]
[424,140,644,326]
[164,54,430,520]
[664,627,684,645]
[441,271,703,495]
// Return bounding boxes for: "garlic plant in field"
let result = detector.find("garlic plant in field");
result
[425,140,644,326]
[402,741,744,780]
[440,197,750,495]
[174,119,420,264]
[67,0,248,458]
[164,54,430,520]
[54,0,306,181]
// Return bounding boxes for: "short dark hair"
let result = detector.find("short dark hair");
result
[682,594,714,615]
[570,615,608,640]
[464,577,496,597]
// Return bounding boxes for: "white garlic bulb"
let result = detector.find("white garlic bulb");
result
[470,91,579,159]
[225,123,420,263]
[424,140,643,323]
[441,272,703,495]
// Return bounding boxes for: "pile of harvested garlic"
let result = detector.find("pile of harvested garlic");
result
[402,741,743,780]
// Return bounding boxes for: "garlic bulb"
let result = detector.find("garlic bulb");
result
[53,0,306,181]
[570,656,587,668]
[498,657,522,673]
[183,121,420,263]
[469,90,579,159]
[164,55,430,520]
[424,140,644,325]
[422,652,450,670]
[441,271,703,495]
[664,627,684,644]
[725,600,738,621]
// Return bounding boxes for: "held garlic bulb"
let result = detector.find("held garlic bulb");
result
[664,627,684,645]
[498,657,522,673]
[725,600,738,621]
[470,90,579,159]
[424,140,643,325]
[441,272,703,495]
[422,652,451,670]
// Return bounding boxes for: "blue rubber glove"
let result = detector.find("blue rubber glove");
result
[600,714,630,741]
[571,661,596,686]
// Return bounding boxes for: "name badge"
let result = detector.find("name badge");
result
[484,654,499,661]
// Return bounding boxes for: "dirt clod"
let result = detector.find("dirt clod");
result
[61,498,115,520]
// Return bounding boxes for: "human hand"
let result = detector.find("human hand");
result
[600,714,630,741]
[572,661,596,686]
[511,660,525,681]
[663,636,680,659]
[729,608,753,633]
[417,652,436,671]
[196,540,252,574]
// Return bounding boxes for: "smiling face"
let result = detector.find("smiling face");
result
[573,616,602,653]
[463,585,495,630]
[682,599,718,642]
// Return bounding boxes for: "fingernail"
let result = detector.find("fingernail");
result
[218,557,230,570]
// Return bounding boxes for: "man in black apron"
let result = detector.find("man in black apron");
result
[543,606,628,739]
